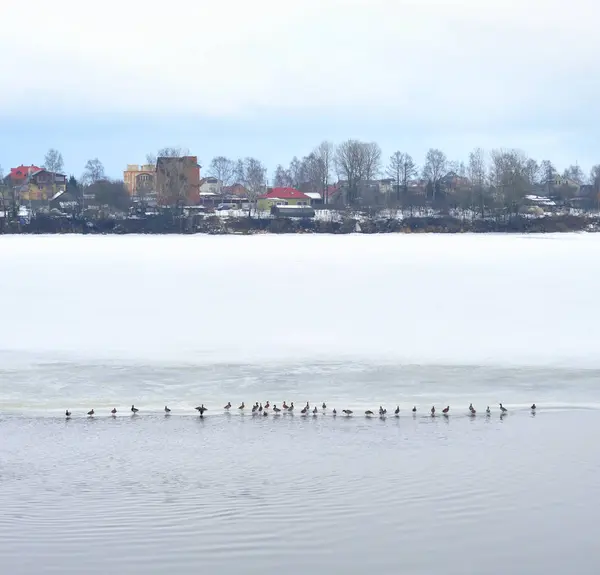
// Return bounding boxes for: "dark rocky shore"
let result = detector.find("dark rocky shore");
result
[1,213,598,235]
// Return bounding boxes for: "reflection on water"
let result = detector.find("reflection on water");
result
[1,410,599,574]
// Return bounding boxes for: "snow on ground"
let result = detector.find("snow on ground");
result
[1,233,599,368]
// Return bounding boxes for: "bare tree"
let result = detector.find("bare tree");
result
[590,165,600,188]
[43,148,65,205]
[237,157,266,216]
[335,140,365,204]
[157,147,189,158]
[362,142,382,182]
[82,158,105,185]
[489,149,529,216]
[334,140,379,204]
[208,156,235,186]
[273,164,292,187]
[233,159,245,184]
[524,158,540,186]
[315,141,333,203]
[563,164,585,185]
[288,156,304,189]
[44,149,64,174]
[301,153,325,195]
[422,148,447,202]
[387,151,416,202]
[136,176,153,207]
[146,147,190,167]
[468,148,487,217]
[539,160,557,190]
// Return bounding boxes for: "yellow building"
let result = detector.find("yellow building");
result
[257,187,312,212]
[21,170,67,201]
[123,164,156,197]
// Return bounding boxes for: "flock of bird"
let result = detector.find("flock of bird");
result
[63,401,537,418]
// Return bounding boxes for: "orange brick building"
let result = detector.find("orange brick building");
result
[155,156,201,205]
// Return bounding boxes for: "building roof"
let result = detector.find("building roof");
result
[9,165,42,181]
[157,155,199,167]
[324,184,340,198]
[262,187,310,200]
[304,192,322,200]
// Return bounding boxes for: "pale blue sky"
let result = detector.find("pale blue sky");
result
[2,0,599,181]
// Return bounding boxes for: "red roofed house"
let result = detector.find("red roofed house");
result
[257,187,312,211]
[4,165,67,202]
[8,165,42,184]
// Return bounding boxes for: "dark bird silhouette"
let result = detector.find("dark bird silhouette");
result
[412,406,417,413]
[431,406,436,416]
[499,403,507,413]
[131,405,139,414]
[365,410,374,416]
[87,409,94,416]
[195,404,207,417]
[332,409,337,416]
[343,409,353,416]
[531,403,536,411]
[164,406,171,414]
[395,406,400,416]
[224,402,231,410]
[65,410,71,418]
[442,406,450,415]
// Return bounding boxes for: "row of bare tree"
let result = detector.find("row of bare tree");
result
[4,143,600,213]
[207,142,600,209]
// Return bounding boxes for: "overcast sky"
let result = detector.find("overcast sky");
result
[1,0,598,180]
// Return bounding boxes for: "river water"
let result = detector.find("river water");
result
[1,233,599,574]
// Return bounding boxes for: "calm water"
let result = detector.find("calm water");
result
[1,234,600,574]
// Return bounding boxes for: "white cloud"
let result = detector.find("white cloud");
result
[2,0,599,123]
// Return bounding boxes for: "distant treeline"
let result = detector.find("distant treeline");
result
[3,144,600,215]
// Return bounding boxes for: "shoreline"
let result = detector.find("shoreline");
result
[1,213,598,235]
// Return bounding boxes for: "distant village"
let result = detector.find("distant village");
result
[1,143,599,233]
